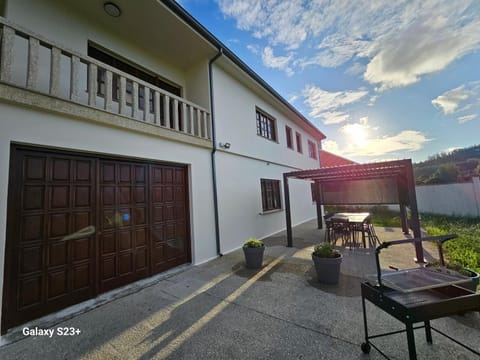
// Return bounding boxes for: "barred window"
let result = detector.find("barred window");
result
[256,109,277,141]
[261,179,282,211]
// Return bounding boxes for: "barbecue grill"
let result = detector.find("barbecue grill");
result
[360,234,480,359]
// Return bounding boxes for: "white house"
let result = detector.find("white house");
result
[0,0,325,335]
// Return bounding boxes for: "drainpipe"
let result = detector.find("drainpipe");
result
[209,48,223,256]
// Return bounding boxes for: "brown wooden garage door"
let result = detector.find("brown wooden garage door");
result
[2,145,190,333]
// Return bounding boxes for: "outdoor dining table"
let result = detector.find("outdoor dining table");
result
[328,212,371,248]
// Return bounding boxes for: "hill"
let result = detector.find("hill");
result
[414,144,480,184]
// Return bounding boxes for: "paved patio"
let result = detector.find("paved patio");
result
[0,220,479,359]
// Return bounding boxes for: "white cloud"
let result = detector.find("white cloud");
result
[432,81,480,115]
[302,85,368,123]
[457,114,477,124]
[322,140,341,154]
[364,15,480,90]
[246,44,260,54]
[217,0,480,89]
[320,112,350,125]
[261,47,294,76]
[432,85,469,114]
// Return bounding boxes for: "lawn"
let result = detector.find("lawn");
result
[325,206,480,272]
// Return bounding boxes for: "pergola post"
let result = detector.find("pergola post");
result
[315,180,323,229]
[405,160,424,263]
[283,173,293,247]
[399,204,409,235]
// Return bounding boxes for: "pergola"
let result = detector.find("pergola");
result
[283,159,425,263]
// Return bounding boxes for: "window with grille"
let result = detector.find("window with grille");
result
[308,140,317,159]
[256,109,277,141]
[260,179,282,211]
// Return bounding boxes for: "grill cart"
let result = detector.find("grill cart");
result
[360,234,480,359]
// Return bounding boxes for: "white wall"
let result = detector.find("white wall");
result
[212,65,319,253]
[416,177,480,217]
[0,101,218,327]
[213,65,320,169]
[216,152,316,254]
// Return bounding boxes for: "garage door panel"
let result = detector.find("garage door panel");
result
[73,211,91,230]
[3,147,190,333]
[101,256,116,281]
[18,276,42,309]
[73,264,91,290]
[23,185,45,210]
[75,160,93,182]
[21,215,44,242]
[24,156,46,181]
[118,230,132,251]
[48,241,67,267]
[119,164,131,183]
[136,228,146,246]
[101,186,115,206]
[135,207,146,225]
[47,270,68,300]
[51,158,70,181]
[72,238,90,261]
[49,213,69,238]
[101,233,116,254]
[50,186,69,209]
[74,186,92,207]
[20,246,42,274]
[118,252,133,275]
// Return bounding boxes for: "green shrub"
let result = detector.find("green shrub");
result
[313,242,340,258]
[243,238,264,248]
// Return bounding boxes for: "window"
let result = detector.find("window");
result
[88,44,181,114]
[260,179,282,211]
[308,140,317,159]
[295,132,302,153]
[256,109,277,141]
[285,126,293,149]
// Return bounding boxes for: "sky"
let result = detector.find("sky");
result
[178,0,480,163]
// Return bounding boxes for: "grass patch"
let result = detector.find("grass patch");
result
[420,213,480,273]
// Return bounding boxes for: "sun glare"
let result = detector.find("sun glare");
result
[343,123,370,147]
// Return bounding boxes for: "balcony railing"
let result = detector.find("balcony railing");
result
[0,18,211,141]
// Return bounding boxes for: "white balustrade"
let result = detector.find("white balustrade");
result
[0,18,211,141]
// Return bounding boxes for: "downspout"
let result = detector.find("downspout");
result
[209,48,223,256]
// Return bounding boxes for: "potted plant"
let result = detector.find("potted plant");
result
[243,238,265,269]
[312,242,342,284]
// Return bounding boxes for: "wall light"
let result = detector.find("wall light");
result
[219,142,231,149]
[104,2,121,17]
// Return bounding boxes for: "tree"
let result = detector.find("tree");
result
[432,163,458,184]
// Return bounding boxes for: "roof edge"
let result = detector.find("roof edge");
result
[159,0,326,141]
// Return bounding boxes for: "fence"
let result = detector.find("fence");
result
[415,177,480,217]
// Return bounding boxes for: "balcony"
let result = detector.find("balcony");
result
[0,17,212,145]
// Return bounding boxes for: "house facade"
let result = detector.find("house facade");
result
[0,0,325,335]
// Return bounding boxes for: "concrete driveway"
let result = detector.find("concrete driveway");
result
[0,220,479,359]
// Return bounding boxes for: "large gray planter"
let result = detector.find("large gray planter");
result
[312,253,343,284]
[460,269,479,292]
[243,246,265,269]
